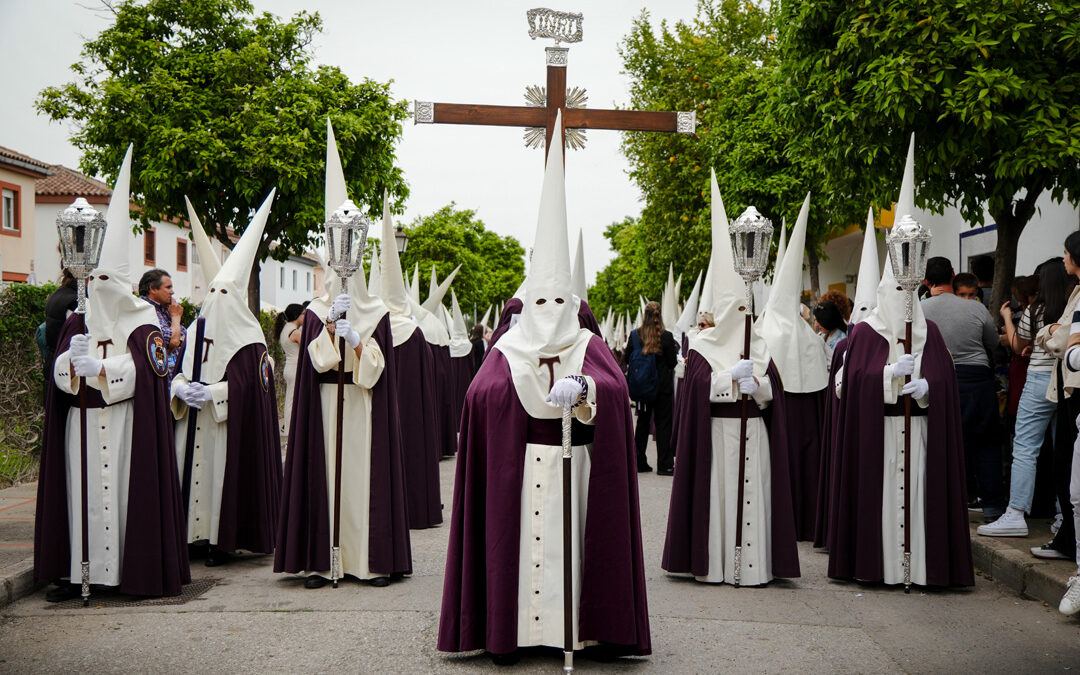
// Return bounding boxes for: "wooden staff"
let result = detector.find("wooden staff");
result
[733,287,753,588]
[181,317,206,521]
[76,311,90,607]
[561,404,574,674]
[331,311,347,588]
[902,297,913,593]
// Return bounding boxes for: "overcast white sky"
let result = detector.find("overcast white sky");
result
[0,0,701,283]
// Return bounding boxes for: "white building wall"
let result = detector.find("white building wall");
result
[261,256,317,311]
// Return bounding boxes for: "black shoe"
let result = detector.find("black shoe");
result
[45,584,80,603]
[204,547,233,567]
[367,576,390,587]
[304,575,329,589]
[638,464,653,473]
[657,467,674,476]
[490,651,520,666]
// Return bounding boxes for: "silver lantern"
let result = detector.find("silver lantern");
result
[886,213,932,320]
[56,198,107,314]
[730,206,775,311]
[325,199,369,282]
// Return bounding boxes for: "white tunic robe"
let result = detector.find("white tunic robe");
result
[699,369,774,585]
[306,324,385,580]
[170,377,230,545]
[53,343,138,586]
[515,383,597,649]
[835,356,930,585]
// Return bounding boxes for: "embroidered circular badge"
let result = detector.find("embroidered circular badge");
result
[259,350,272,391]
[146,331,168,378]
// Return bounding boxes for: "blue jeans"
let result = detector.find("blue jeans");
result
[1009,369,1057,513]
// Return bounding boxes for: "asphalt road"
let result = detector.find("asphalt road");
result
[2,452,1078,673]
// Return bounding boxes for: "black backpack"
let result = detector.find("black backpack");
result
[626,329,659,401]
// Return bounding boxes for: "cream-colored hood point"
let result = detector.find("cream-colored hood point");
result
[849,206,881,325]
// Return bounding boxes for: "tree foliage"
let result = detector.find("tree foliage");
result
[392,204,525,322]
[774,0,1080,309]
[37,0,410,311]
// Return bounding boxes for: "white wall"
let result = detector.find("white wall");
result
[261,256,317,311]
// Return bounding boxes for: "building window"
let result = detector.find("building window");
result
[191,241,200,264]
[306,271,311,292]
[176,239,188,271]
[0,183,19,236]
[280,267,285,288]
[292,269,297,290]
[144,228,156,265]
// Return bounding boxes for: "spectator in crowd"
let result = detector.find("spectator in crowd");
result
[1032,232,1080,568]
[818,290,852,322]
[971,255,996,308]
[469,323,486,373]
[923,256,955,296]
[921,256,1005,521]
[980,258,1069,537]
[138,268,186,379]
[697,312,715,330]
[813,300,847,361]
[953,272,982,301]
[275,302,306,437]
[42,268,78,369]
[623,300,678,475]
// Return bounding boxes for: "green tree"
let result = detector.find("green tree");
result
[595,1,860,309]
[588,217,652,318]
[774,0,1080,310]
[37,0,409,312]
[392,204,525,321]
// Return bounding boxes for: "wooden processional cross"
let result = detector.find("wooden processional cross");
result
[413,8,696,165]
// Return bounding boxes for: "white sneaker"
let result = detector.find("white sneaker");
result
[1059,575,1080,616]
[976,507,1028,537]
[1051,513,1063,536]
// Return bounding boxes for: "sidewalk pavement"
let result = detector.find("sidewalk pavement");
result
[1,481,1074,610]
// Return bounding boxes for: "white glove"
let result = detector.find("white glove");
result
[901,378,929,400]
[71,354,103,378]
[176,381,213,409]
[69,333,89,358]
[545,376,585,409]
[335,319,360,349]
[737,376,759,396]
[328,294,350,321]
[893,353,917,378]
[731,359,754,381]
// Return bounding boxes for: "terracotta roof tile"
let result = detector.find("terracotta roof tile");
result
[36,164,111,197]
[0,145,52,175]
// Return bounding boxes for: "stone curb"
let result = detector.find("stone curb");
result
[969,524,1071,606]
[0,555,41,610]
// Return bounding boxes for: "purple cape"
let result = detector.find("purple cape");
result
[394,328,443,529]
[439,337,651,655]
[35,316,190,596]
[431,344,457,459]
[214,343,282,554]
[274,310,412,575]
[448,354,473,437]
[782,389,826,542]
[826,321,973,586]
[813,339,848,548]
[661,351,801,579]
[487,298,602,351]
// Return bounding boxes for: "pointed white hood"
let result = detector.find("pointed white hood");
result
[368,242,382,296]
[184,189,276,383]
[849,206,881,324]
[184,196,221,287]
[448,289,473,357]
[674,270,702,343]
[421,265,460,314]
[377,191,424,346]
[409,264,421,305]
[480,305,492,333]
[864,133,926,356]
[427,266,439,305]
[757,192,828,392]
[571,228,588,303]
[774,217,788,277]
[662,263,678,328]
[87,144,158,346]
[691,169,769,376]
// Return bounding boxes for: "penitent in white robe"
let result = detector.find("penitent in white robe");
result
[170,376,230,545]
[698,369,774,586]
[306,324,385,580]
[53,343,138,586]
[835,356,929,585]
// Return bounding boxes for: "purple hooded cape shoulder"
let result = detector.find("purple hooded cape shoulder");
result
[274,310,412,575]
[439,336,651,656]
[661,350,801,579]
[825,321,973,586]
[214,343,282,553]
[813,338,848,548]
[35,315,190,596]
[431,344,458,459]
[487,298,601,352]
[394,327,442,529]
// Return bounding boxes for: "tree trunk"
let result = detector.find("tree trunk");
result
[988,212,1023,323]
[247,259,261,318]
[807,246,821,301]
